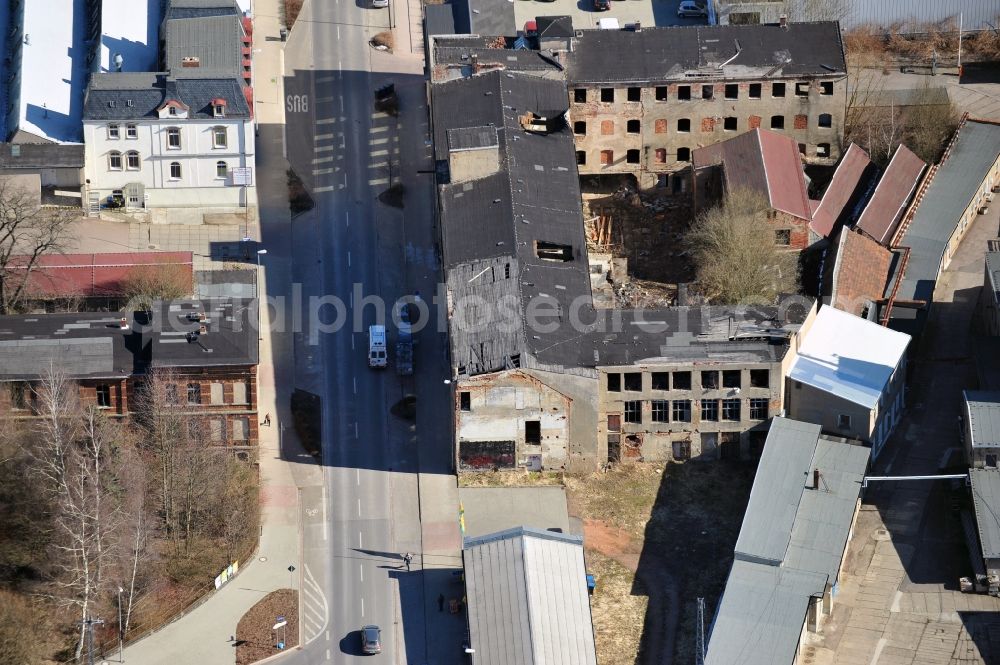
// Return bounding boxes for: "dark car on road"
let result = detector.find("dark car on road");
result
[362,625,381,654]
[593,0,610,11]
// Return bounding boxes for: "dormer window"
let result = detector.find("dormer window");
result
[168,106,177,116]
[212,97,227,118]
[215,105,225,117]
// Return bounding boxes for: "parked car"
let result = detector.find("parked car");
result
[372,0,388,8]
[677,0,706,17]
[593,0,610,11]
[362,625,382,654]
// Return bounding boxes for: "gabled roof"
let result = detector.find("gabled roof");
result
[163,1,245,79]
[452,0,515,36]
[890,119,1000,307]
[827,228,893,318]
[537,16,574,39]
[693,128,812,221]
[707,417,870,665]
[463,526,597,665]
[811,144,872,237]
[971,469,1000,559]
[856,144,926,245]
[85,77,251,121]
[965,391,1000,449]
[789,305,910,409]
[564,22,846,85]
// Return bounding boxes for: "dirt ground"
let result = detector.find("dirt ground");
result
[565,460,756,665]
[457,469,566,487]
[235,589,299,665]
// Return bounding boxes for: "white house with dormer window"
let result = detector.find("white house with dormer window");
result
[82,74,255,212]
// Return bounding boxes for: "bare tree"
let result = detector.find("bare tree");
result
[120,264,193,312]
[0,180,76,314]
[685,189,800,304]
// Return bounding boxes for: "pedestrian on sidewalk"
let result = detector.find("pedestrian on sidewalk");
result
[437,593,445,612]
[403,552,412,571]
[263,413,271,427]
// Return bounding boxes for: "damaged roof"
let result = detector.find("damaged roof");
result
[693,128,813,221]
[856,144,926,246]
[564,22,846,85]
[811,144,873,238]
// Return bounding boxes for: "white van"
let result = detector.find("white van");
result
[368,325,387,368]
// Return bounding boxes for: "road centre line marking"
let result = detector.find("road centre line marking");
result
[357,468,360,485]
[360,565,364,582]
[358,499,362,516]
[359,532,363,548]
[321,485,328,541]
[353,377,357,394]
[347,251,351,267]
[355,422,359,438]
[361,597,364,616]
[351,335,355,350]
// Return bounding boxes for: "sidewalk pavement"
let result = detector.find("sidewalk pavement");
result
[119,2,321,663]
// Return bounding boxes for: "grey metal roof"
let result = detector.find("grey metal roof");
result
[0,143,84,169]
[452,0,515,36]
[195,269,256,299]
[987,252,1000,308]
[565,22,846,85]
[965,391,1000,449]
[149,299,259,368]
[892,120,1000,307]
[704,560,828,665]
[971,469,1000,559]
[707,417,870,665]
[840,0,1000,32]
[163,7,245,79]
[84,76,251,121]
[164,0,242,21]
[735,418,824,565]
[735,418,870,573]
[463,526,597,665]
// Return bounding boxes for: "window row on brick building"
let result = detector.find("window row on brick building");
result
[578,139,832,166]
[574,114,834,137]
[605,369,770,392]
[573,80,836,105]
[611,397,771,425]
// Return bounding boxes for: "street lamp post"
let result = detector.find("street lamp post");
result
[117,586,124,663]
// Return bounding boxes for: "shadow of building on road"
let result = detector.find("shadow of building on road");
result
[631,460,756,665]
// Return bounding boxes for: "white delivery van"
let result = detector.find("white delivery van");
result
[368,325,387,368]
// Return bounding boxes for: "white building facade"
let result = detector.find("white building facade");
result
[83,77,255,209]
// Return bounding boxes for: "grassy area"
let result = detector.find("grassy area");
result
[458,469,566,488]
[587,551,646,665]
[565,465,663,539]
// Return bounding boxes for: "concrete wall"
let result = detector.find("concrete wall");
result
[569,77,846,179]
[598,358,783,463]
[456,369,573,471]
[83,117,255,208]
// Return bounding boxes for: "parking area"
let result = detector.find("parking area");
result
[512,0,706,32]
[458,486,577,538]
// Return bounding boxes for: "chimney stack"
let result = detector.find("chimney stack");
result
[119,317,129,330]
[779,14,787,28]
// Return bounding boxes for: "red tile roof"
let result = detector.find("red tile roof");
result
[693,129,812,221]
[856,144,926,245]
[810,144,871,238]
[829,229,892,317]
[10,252,194,298]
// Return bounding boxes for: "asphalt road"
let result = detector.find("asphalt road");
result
[282,0,458,663]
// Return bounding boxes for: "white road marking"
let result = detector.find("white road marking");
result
[359,532,363,548]
[361,597,365,617]
[360,564,364,582]
[353,377,357,394]
[347,251,351,267]
[311,155,335,164]
[340,96,344,113]
[314,132,335,140]
[351,335,355,350]
[350,291,354,307]
[326,631,330,641]
[345,211,349,227]
[321,485,328,541]
[312,167,336,176]
[338,59,343,72]
[337,25,341,38]
[358,499,362,516]
[356,468,360,485]
[355,422,359,438]
[326,650,331,660]
[313,185,336,193]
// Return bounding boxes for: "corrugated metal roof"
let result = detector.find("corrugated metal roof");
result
[735,418,823,565]
[842,0,1000,32]
[463,527,597,665]
[812,144,872,237]
[164,12,244,79]
[893,120,1000,305]
[789,306,910,408]
[704,560,828,665]
[708,417,870,665]
[856,144,926,246]
[966,391,1000,449]
[970,469,1000,559]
